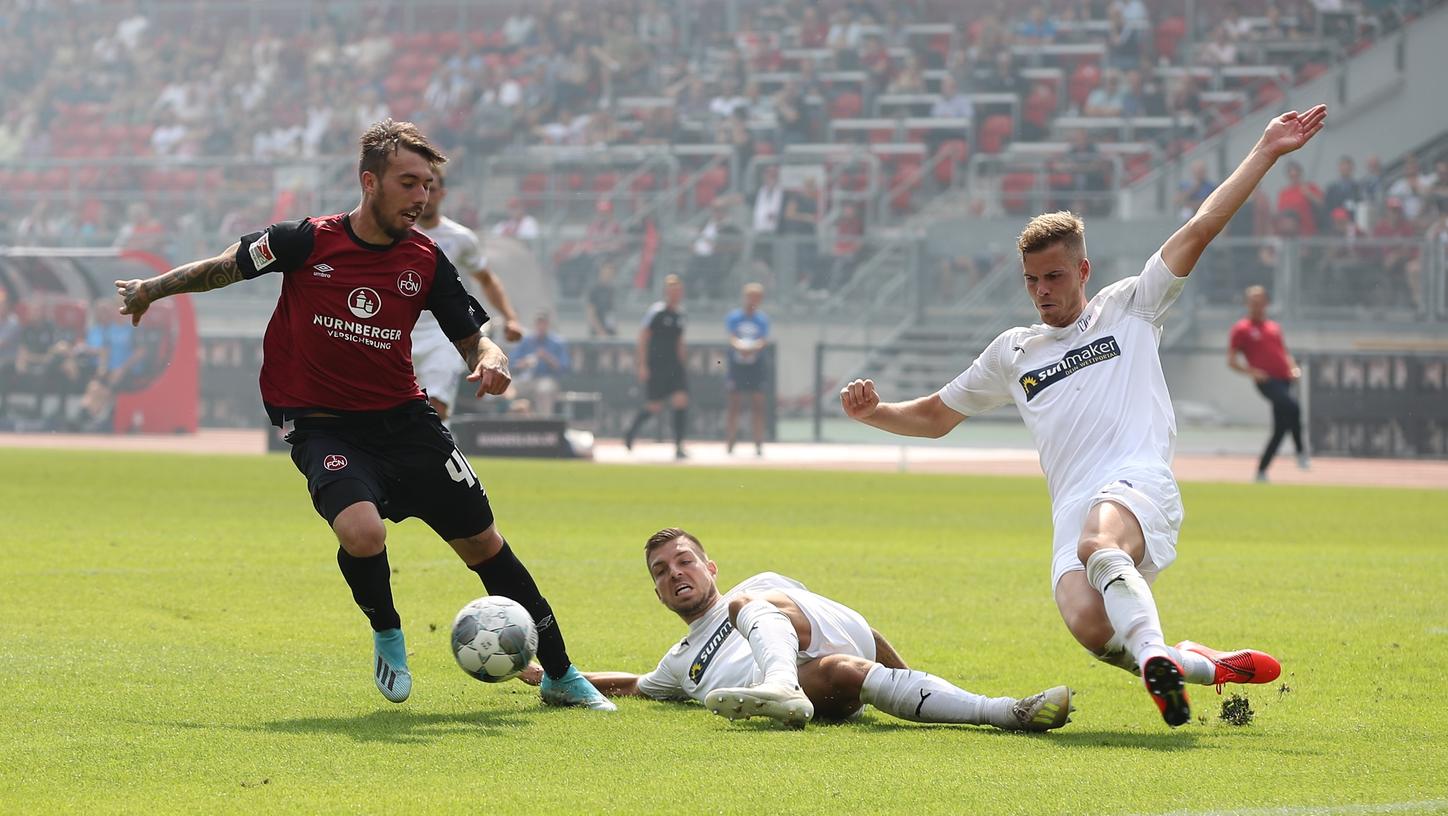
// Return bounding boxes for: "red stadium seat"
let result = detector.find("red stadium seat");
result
[519,173,547,209]
[1255,83,1285,109]
[693,166,728,208]
[889,161,922,214]
[592,172,620,195]
[978,115,1013,154]
[1155,17,1186,61]
[1001,172,1037,215]
[868,125,897,144]
[1297,62,1328,83]
[1024,83,1058,130]
[934,139,970,187]
[1069,64,1101,110]
[829,91,863,120]
[629,172,658,194]
[1124,155,1152,184]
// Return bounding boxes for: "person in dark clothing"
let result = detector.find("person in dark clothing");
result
[1227,286,1309,481]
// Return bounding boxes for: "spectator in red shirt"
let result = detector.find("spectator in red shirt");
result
[1228,286,1308,481]
[1275,160,1324,235]
[1372,196,1419,306]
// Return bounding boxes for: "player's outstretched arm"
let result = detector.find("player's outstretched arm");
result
[474,269,524,342]
[114,241,243,326]
[840,379,966,438]
[1161,104,1326,278]
[462,334,513,397]
[518,664,645,697]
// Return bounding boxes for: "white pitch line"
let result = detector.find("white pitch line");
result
[1142,801,1448,816]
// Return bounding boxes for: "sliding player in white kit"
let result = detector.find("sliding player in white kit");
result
[413,166,524,422]
[841,105,1327,726]
[523,527,1074,731]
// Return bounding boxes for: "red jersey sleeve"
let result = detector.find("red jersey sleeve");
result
[426,249,489,342]
[236,219,315,279]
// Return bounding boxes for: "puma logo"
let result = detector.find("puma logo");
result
[915,689,933,718]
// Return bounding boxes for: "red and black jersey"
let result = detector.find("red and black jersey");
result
[235,213,488,425]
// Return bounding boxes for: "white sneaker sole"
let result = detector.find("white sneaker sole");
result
[706,686,814,727]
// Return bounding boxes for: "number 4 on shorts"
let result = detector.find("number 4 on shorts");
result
[445,449,479,488]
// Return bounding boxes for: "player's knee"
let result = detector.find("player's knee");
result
[333,503,386,557]
[819,653,871,690]
[1059,603,1114,652]
[454,526,505,564]
[726,593,759,621]
[1076,534,1117,565]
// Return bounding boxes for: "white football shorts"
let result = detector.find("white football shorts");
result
[1050,473,1183,590]
[413,339,469,410]
[781,587,878,664]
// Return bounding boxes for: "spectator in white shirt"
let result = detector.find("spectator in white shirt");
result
[493,197,541,242]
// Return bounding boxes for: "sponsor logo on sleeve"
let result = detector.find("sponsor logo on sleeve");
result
[249,231,276,270]
[687,619,735,684]
[1019,336,1121,402]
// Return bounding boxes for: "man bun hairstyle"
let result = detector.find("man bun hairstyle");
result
[1018,211,1086,259]
[358,118,447,181]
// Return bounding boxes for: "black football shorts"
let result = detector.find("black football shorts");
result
[646,360,688,401]
[286,402,495,540]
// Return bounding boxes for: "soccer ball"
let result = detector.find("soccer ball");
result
[451,596,538,683]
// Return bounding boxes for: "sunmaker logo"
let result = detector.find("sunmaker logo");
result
[688,620,735,684]
[1019,336,1121,402]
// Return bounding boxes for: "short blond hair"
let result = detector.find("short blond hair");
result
[743,282,764,296]
[1018,211,1086,259]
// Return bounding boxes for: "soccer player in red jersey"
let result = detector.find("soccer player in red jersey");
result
[114,120,614,710]
[1228,285,1309,481]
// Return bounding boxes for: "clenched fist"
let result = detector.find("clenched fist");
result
[840,378,880,420]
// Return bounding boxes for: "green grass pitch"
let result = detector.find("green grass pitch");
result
[1,449,1446,815]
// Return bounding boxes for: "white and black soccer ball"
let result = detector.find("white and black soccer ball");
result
[451,596,538,683]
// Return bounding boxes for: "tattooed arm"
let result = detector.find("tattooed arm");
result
[114,242,244,326]
[459,332,513,398]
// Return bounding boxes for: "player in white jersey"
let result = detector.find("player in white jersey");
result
[523,527,1074,730]
[413,166,524,422]
[840,104,1327,726]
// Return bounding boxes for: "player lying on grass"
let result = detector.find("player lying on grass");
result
[521,527,1073,730]
[840,105,1325,726]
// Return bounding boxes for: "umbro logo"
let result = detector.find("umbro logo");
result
[313,263,333,278]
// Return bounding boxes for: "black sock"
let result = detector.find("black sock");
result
[469,542,571,679]
[672,407,687,447]
[336,548,401,632]
[625,409,651,441]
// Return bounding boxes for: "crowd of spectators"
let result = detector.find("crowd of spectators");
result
[0,0,1443,306]
[1182,143,1448,309]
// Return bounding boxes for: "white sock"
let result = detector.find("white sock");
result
[1093,633,1139,675]
[1172,646,1218,686]
[1084,549,1168,667]
[860,665,1014,727]
[734,599,801,688]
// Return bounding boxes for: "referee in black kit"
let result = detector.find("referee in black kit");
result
[623,274,689,459]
